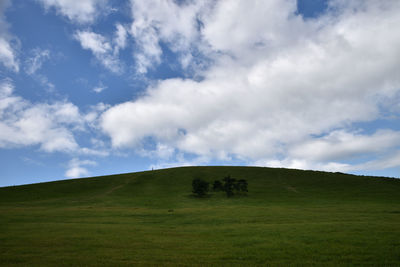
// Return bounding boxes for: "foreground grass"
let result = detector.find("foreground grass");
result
[1,166,400,266]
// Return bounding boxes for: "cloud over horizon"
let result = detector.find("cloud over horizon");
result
[1,0,399,185]
[101,0,400,173]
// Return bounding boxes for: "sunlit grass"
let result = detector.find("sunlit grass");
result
[1,166,399,265]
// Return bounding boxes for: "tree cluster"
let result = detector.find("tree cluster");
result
[192,178,210,197]
[192,175,248,197]
[213,175,248,197]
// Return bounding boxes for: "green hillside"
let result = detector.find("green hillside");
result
[1,166,400,266]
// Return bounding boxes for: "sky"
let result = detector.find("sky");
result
[0,0,400,187]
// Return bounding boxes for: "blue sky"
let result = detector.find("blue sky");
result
[1,0,400,187]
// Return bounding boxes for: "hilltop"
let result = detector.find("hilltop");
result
[1,166,400,266]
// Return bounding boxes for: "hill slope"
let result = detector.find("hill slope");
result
[1,166,400,266]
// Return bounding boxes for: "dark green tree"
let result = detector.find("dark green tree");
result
[192,176,248,197]
[222,175,236,197]
[212,180,223,191]
[192,178,209,197]
[237,179,248,193]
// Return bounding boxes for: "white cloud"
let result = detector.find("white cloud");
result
[0,0,19,72]
[79,147,109,157]
[75,31,111,54]
[24,48,55,92]
[37,0,108,24]
[36,75,55,92]
[201,0,298,56]
[254,129,400,173]
[101,0,400,173]
[0,79,113,158]
[289,130,400,162]
[149,153,210,171]
[355,151,400,171]
[129,0,208,73]
[25,49,50,75]
[0,79,83,152]
[84,102,110,126]
[93,83,107,93]
[138,143,175,160]
[65,158,96,178]
[0,38,19,72]
[114,23,128,55]
[74,27,127,73]
[254,158,352,173]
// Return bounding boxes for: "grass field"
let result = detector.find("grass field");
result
[1,166,400,266]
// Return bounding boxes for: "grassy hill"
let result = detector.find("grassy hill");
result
[1,166,400,266]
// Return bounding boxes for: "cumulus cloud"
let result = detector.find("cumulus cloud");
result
[255,129,400,172]
[113,23,128,55]
[355,151,400,171]
[75,31,111,54]
[0,0,19,72]
[0,79,82,152]
[65,158,96,178]
[289,130,400,162]
[129,0,208,73]
[1,79,109,157]
[101,0,400,173]
[74,30,120,73]
[37,0,108,24]
[74,25,128,73]
[0,79,112,159]
[201,0,298,57]
[84,102,110,126]
[138,143,175,161]
[0,38,19,72]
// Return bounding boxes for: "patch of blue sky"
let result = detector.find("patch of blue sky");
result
[350,119,400,135]
[87,153,151,177]
[0,148,70,187]
[145,44,186,81]
[7,1,142,106]
[91,5,131,34]
[296,0,329,19]
[350,168,400,179]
